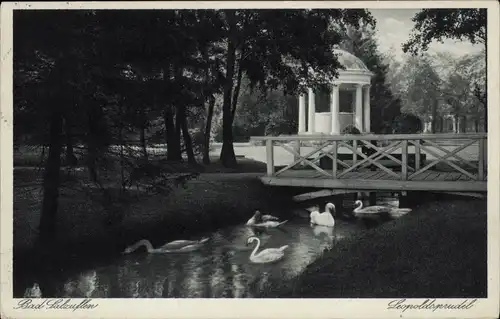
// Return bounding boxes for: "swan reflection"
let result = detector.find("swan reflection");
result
[24,219,368,298]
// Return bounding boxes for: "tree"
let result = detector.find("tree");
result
[402,9,486,55]
[399,55,442,132]
[441,51,486,132]
[14,10,205,243]
[216,9,375,167]
[402,8,487,131]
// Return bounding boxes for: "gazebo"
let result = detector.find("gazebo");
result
[297,49,374,135]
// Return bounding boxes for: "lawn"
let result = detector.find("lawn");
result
[263,197,488,298]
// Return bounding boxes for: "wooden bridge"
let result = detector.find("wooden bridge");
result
[249,133,487,192]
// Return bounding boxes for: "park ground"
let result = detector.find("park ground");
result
[13,145,487,298]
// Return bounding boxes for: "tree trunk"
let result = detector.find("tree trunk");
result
[164,107,181,161]
[140,125,148,161]
[483,102,487,132]
[220,26,238,168]
[118,104,126,192]
[86,105,100,183]
[230,48,245,123]
[64,116,77,166]
[175,104,183,160]
[179,105,196,164]
[431,100,438,133]
[203,94,216,165]
[474,118,479,133]
[39,106,63,244]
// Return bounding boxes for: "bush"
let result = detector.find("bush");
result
[341,124,362,147]
[341,124,362,135]
[391,113,423,134]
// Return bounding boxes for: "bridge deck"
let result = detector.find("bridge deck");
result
[260,169,487,192]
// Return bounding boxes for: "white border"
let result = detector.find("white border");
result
[1,1,499,319]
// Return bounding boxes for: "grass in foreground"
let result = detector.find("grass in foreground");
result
[264,198,487,298]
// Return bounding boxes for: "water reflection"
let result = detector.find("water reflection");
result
[22,193,405,298]
[24,219,368,298]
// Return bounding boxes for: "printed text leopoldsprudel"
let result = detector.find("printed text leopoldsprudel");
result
[15,298,98,311]
[388,298,477,312]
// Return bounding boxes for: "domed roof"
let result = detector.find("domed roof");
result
[332,49,370,71]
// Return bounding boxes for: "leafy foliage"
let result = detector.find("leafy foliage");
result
[391,113,423,134]
[403,9,486,55]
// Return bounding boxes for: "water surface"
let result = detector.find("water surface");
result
[22,194,405,298]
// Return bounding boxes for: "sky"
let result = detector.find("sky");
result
[368,9,485,61]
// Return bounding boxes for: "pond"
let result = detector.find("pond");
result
[22,193,406,298]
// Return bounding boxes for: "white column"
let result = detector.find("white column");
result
[355,84,363,132]
[307,88,315,133]
[330,84,340,134]
[298,94,306,133]
[363,85,371,133]
[452,117,457,133]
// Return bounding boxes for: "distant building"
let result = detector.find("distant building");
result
[297,49,374,135]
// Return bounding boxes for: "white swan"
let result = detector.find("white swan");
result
[353,200,392,219]
[312,225,334,238]
[246,210,280,226]
[310,203,335,227]
[246,236,288,264]
[123,238,209,254]
[250,220,288,229]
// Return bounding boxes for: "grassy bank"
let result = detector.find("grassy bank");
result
[263,198,487,298]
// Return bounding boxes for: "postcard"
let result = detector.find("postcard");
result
[1,1,499,318]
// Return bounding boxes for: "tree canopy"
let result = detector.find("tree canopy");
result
[402,9,486,55]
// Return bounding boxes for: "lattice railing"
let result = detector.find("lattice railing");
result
[250,133,487,181]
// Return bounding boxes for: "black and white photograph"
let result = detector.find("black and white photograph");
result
[1,1,499,318]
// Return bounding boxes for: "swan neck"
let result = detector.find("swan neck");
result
[326,203,335,214]
[130,240,154,253]
[354,201,363,213]
[250,238,260,258]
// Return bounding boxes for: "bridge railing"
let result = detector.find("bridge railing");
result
[249,133,488,182]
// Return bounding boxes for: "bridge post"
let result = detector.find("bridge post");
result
[293,140,301,162]
[478,138,485,180]
[352,140,357,168]
[401,140,408,180]
[414,140,421,171]
[332,141,338,178]
[266,139,274,176]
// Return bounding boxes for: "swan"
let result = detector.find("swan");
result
[246,210,280,226]
[309,203,335,227]
[246,236,288,264]
[312,225,334,238]
[353,200,392,219]
[123,238,209,254]
[250,219,288,229]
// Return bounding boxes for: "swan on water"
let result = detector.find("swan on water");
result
[123,238,209,254]
[352,200,392,218]
[309,203,335,227]
[246,236,288,264]
[312,225,334,238]
[246,210,287,228]
[246,210,280,226]
[353,200,412,219]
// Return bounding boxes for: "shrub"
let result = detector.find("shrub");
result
[391,113,423,134]
[341,124,362,135]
